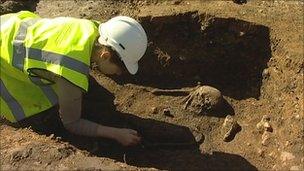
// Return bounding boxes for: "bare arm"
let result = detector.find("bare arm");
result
[56,77,140,146]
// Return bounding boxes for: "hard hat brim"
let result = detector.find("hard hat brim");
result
[123,60,138,75]
[98,36,108,46]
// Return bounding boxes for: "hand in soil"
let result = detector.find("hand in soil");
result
[114,128,141,146]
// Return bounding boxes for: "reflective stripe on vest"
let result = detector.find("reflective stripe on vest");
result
[12,19,58,106]
[12,18,40,71]
[12,19,90,76]
[0,79,25,121]
[28,48,89,75]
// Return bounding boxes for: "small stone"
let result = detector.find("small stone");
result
[268,152,275,158]
[256,115,273,133]
[301,157,304,163]
[171,0,182,5]
[163,108,170,114]
[263,122,270,128]
[262,115,271,121]
[247,143,251,146]
[151,107,158,114]
[263,122,273,132]
[285,141,290,147]
[58,164,69,170]
[290,165,302,171]
[222,115,242,142]
[239,31,245,36]
[261,132,271,146]
[280,151,295,162]
[34,161,42,165]
[223,115,234,127]
[256,122,263,132]
[262,69,270,78]
[10,146,32,162]
[80,13,87,17]
[163,108,173,117]
[55,136,62,142]
[49,134,55,139]
[223,123,241,142]
[257,148,265,157]
[194,133,204,144]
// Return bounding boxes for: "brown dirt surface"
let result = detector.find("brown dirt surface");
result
[1,0,303,170]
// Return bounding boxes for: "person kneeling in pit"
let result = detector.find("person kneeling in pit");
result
[0,11,148,146]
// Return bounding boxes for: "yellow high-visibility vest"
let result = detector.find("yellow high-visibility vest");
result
[0,11,99,122]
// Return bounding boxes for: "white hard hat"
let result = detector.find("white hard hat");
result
[98,16,148,75]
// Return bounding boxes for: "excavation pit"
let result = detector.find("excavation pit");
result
[132,11,272,100]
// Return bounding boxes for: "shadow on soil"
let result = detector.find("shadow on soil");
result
[3,77,256,170]
[205,98,235,117]
[114,11,271,100]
